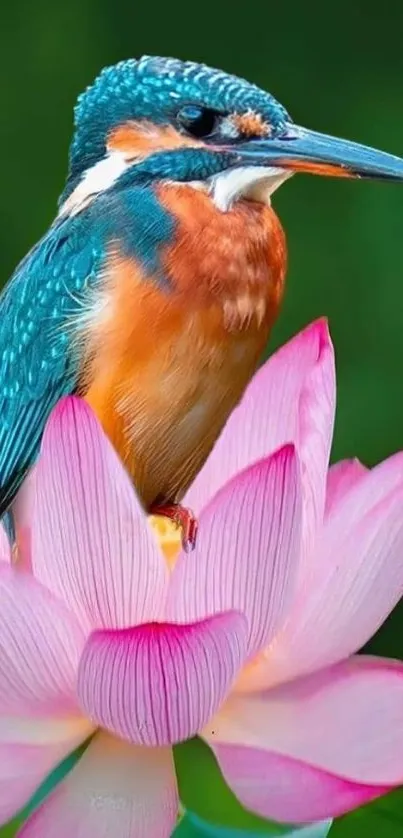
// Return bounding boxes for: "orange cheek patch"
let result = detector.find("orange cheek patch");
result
[232,111,271,138]
[107,121,205,160]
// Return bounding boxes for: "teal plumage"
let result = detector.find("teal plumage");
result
[0,182,177,515]
[2,53,403,535]
[0,216,102,513]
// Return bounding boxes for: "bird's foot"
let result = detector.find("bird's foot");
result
[148,502,198,552]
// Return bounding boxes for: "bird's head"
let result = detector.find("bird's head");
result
[60,55,403,215]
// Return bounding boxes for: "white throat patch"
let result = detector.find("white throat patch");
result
[209,165,292,211]
[58,154,292,220]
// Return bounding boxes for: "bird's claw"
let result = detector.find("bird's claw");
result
[148,502,199,552]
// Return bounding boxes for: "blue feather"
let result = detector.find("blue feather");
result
[0,218,101,513]
[0,183,175,513]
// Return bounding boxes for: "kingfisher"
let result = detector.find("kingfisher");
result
[2,55,403,547]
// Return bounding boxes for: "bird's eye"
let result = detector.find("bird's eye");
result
[177,105,219,139]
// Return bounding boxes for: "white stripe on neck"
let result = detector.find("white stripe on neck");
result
[58,154,292,220]
[58,151,130,218]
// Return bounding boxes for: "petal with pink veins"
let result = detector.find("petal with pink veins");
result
[297,327,335,566]
[325,451,403,531]
[0,525,10,564]
[0,564,84,716]
[18,731,178,838]
[204,657,403,822]
[32,397,168,633]
[12,469,37,572]
[325,459,368,518]
[0,717,91,825]
[185,319,333,516]
[77,613,248,746]
[208,742,386,824]
[169,446,302,657]
[262,473,403,685]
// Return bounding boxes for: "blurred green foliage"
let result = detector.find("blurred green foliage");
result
[1,0,403,834]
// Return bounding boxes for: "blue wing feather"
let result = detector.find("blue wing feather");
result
[0,181,174,515]
[0,212,105,514]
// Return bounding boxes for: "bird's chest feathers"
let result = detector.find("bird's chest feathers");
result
[82,184,286,499]
[157,183,287,333]
[82,182,287,390]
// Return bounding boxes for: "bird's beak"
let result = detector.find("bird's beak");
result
[235,124,403,181]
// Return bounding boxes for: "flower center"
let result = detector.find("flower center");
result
[148,515,182,569]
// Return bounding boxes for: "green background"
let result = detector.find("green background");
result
[1,0,403,834]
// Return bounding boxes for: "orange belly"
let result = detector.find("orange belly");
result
[83,186,287,507]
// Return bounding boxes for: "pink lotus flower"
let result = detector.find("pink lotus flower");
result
[2,318,403,837]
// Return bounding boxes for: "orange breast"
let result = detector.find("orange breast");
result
[157,183,286,325]
[83,184,287,506]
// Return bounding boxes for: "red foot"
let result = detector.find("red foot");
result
[149,502,199,552]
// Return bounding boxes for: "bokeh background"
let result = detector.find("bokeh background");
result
[1,0,403,834]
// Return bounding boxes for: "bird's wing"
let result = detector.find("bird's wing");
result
[0,213,104,514]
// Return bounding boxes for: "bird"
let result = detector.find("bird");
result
[2,55,403,549]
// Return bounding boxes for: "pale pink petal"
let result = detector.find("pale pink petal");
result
[297,327,335,566]
[0,718,90,824]
[208,743,386,824]
[0,525,10,564]
[185,319,332,515]
[0,565,84,716]
[325,451,403,529]
[325,459,368,517]
[77,613,248,746]
[19,731,178,838]
[32,397,168,633]
[0,562,90,818]
[264,470,403,685]
[206,657,403,782]
[169,446,302,656]
[12,469,37,572]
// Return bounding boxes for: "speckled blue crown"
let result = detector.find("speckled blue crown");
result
[69,56,290,181]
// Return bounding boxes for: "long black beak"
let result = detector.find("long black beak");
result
[235,124,403,181]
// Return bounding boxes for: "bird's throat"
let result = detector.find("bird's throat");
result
[157,182,287,333]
